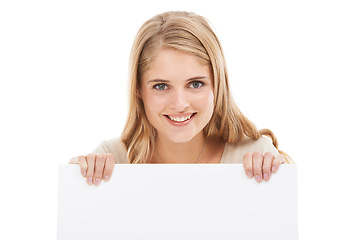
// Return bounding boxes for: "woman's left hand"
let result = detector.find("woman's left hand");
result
[243,152,285,183]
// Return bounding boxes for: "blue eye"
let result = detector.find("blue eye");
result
[153,83,168,90]
[189,81,204,89]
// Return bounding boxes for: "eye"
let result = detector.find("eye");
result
[153,83,168,90]
[189,81,204,89]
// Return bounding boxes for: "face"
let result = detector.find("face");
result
[139,49,214,143]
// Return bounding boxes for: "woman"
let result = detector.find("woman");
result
[69,11,294,186]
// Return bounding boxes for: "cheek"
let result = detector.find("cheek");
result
[142,92,164,120]
[196,90,215,114]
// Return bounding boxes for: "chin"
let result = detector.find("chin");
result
[168,136,195,143]
[165,131,198,143]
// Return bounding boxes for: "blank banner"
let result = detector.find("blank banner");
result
[57,164,298,239]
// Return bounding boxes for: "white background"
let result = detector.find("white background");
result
[1,0,359,239]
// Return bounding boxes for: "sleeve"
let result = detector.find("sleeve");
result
[91,137,129,164]
[263,137,280,156]
[262,137,295,164]
[92,141,108,154]
[222,136,280,164]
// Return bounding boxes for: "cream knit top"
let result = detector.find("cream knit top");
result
[92,136,279,164]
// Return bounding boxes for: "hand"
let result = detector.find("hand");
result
[243,152,285,183]
[69,153,116,186]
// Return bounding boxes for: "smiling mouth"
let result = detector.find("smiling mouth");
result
[165,113,196,123]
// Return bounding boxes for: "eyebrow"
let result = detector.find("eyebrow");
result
[147,76,208,84]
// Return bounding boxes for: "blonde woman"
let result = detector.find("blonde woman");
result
[69,11,294,186]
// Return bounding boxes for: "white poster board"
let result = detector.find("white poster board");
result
[57,164,298,239]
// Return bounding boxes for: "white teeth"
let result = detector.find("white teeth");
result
[168,114,193,122]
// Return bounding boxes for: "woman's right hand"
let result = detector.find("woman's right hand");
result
[69,153,116,186]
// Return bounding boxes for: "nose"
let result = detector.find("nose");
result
[169,90,190,112]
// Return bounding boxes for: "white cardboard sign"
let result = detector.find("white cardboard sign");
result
[57,164,298,239]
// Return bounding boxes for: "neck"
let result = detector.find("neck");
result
[156,132,206,164]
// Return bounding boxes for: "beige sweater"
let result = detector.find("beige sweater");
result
[92,136,279,164]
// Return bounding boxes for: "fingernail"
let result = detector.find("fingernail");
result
[87,177,92,185]
[272,166,277,173]
[264,173,269,181]
[104,176,109,182]
[94,178,101,185]
[255,175,262,182]
[246,172,253,178]
[82,171,87,177]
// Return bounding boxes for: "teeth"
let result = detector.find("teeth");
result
[168,114,193,122]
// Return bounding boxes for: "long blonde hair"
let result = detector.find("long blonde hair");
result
[121,11,293,164]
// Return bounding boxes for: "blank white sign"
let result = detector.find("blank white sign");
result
[57,164,298,239]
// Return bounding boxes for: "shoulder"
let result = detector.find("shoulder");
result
[92,137,128,164]
[221,136,279,164]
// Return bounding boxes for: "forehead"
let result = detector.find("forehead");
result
[141,49,212,82]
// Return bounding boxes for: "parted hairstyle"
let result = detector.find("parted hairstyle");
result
[121,11,293,164]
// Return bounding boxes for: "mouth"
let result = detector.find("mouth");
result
[164,113,196,123]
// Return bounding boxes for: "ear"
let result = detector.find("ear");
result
[136,89,142,99]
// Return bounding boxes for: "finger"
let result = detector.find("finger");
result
[103,153,115,182]
[69,156,78,164]
[243,152,253,178]
[85,154,96,185]
[93,154,106,186]
[252,151,263,183]
[69,156,88,177]
[271,154,285,173]
[77,156,88,178]
[262,152,274,182]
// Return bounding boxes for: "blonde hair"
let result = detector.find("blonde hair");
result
[121,11,293,164]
